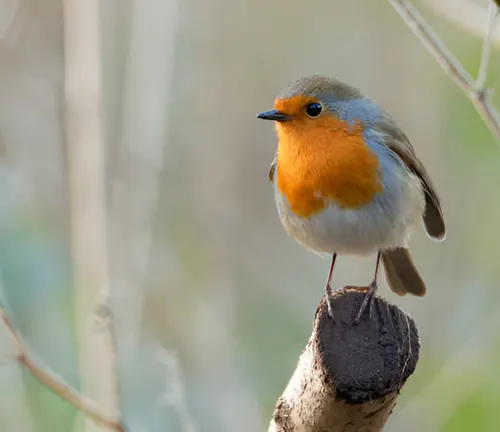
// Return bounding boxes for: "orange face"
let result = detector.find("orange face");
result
[273,95,382,217]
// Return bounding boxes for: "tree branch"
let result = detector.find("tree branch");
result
[269,290,419,432]
[388,0,500,143]
[63,0,123,429]
[0,305,124,431]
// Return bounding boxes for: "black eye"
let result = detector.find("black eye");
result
[306,102,322,118]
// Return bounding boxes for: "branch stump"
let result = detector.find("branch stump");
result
[269,289,419,432]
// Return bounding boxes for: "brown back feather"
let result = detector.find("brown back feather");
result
[375,116,446,241]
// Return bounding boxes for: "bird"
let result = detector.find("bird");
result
[257,75,445,323]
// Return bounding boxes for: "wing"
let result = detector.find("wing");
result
[375,116,446,241]
[269,152,277,183]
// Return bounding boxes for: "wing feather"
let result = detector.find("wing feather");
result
[375,116,446,241]
[269,152,277,183]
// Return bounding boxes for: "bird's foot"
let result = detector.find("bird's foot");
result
[353,280,377,325]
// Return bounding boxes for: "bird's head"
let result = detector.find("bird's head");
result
[257,76,384,214]
[257,75,380,145]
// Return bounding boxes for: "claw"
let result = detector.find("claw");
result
[325,282,335,319]
[353,281,377,325]
[324,253,337,320]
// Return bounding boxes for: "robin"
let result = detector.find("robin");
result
[257,75,445,323]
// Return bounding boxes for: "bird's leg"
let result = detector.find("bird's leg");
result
[325,253,337,318]
[353,251,381,325]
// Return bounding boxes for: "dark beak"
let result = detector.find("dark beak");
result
[257,109,292,122]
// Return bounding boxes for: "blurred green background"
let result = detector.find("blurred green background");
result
[0,0,500,431]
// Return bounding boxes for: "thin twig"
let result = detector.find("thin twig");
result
[425,0,500,46]
[0,306,124,431]
[157,348,198,432]
[388,0,500,143]
[477,1,497,90]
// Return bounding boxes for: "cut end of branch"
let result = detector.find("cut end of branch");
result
[270,290,420,432]
[317,290,419,403]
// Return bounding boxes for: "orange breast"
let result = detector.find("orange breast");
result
[275,114,382,218]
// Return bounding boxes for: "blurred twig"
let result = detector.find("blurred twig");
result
[477,1,497,90]
[425,0,500,45]
[388,0,500,144]
[157,348,198,432]
[0,0,19,39]
[63,0,123,430]
[0,305,123,431]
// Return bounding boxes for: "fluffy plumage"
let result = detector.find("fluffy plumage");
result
[264,75,445,296]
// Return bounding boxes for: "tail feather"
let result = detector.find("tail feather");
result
[381,248,426,297]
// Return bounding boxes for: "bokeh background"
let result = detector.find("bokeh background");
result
[0,0,500,431]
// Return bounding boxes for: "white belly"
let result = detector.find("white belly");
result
[274,167,425,255]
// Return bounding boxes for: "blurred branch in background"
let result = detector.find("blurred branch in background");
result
[0,303,123,431]
[388,0,500,143]
[0,0,18,39]
[157,348,198,432]
[426,0,500,45]
[478,0,498,90]
[63,0,123,431]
